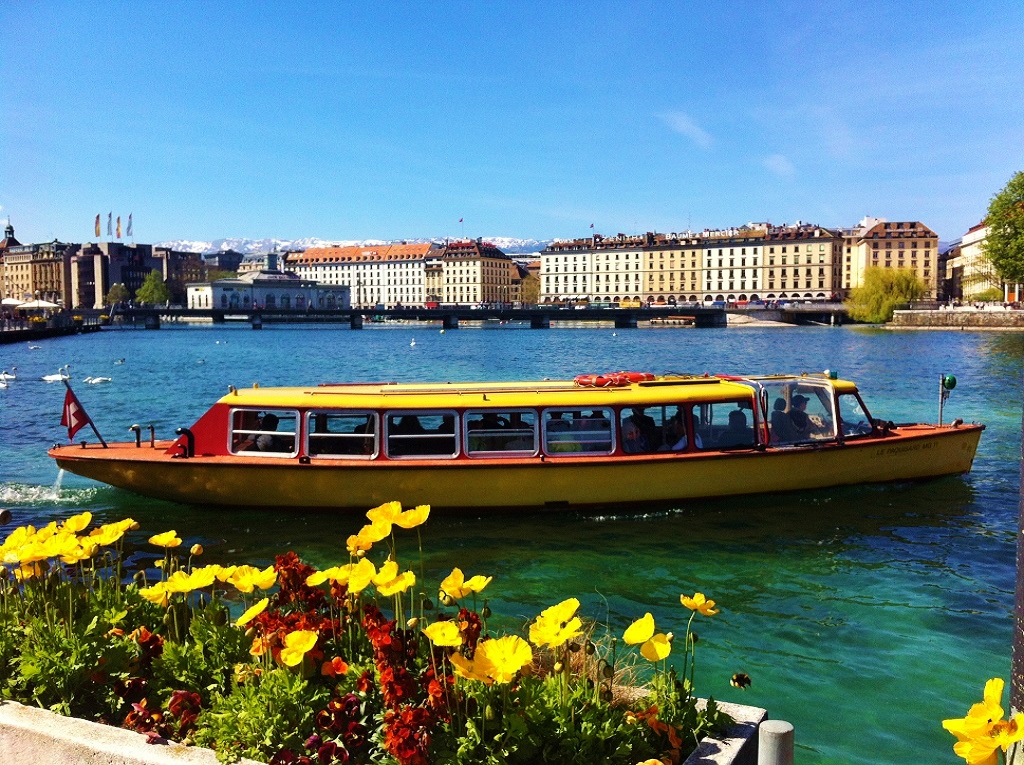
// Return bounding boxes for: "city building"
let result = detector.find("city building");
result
[69,242,204,308]
[186,268,350,311]
[203,249,245,273]
[943,222,1023,302]
[540,223,844,306]
[285,240,520,308]
[841,218,939,299]
[1,221,78,305]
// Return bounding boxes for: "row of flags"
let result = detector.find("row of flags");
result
[94,212,133,239]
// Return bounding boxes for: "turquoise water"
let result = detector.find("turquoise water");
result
[1,323,1020,764]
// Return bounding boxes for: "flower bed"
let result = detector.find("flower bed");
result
[0,504,753,765]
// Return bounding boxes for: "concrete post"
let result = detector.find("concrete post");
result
[757,720,794,765]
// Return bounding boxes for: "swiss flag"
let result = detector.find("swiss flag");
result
[60,387,90,442]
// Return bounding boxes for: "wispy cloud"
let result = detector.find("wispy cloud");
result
[659,111,713,149]
[763,154,795,178]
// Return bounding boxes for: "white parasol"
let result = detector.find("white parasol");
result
[16,299,60,309]
[1,297,25,306]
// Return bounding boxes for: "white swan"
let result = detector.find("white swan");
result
[83,376,112,384]
[0,380,7,389]
[41,365,70,382]
[410,339,416,347]
[27,344,41,350]
[0,367,15,380]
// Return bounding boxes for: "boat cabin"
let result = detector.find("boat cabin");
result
[183,373,876,462]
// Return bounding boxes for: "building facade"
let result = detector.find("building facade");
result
[841,218,939,299]
[540,223,845,305]
[69,242,204,308]
[285,240,520,308]
[943,222,1023,302]
[186,269,350,311]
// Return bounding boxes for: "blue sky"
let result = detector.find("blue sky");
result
[2,1,1022,245]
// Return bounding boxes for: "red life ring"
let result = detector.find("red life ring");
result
[612,371,656,384]
[574,374,619,388]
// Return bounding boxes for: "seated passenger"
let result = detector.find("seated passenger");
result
[253,414,280,451]
[787,395,812,440]
[621,407,657,453]
[659,413,703,451]
[717,408,753,448]
[770,398,796,443]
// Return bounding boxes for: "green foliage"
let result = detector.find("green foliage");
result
[845,267,926,323]
[983,170,1024,282]
[972,287,1005,303]
[193,669,329,763]
[104,283,131,305]
[134,269,171,305]
[205,269,239,282]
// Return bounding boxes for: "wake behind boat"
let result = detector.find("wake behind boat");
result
[48,371,983,512]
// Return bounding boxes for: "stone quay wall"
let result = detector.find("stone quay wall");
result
[891,308,1024,329]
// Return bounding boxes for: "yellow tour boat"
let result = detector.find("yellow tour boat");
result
[49,371,984,512]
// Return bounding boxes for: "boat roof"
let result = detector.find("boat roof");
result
[215,374,859,410]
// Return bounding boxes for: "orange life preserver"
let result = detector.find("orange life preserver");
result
[610,371,656,384]
[574,374,620,388]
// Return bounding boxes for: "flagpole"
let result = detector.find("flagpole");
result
[64,378,107,447]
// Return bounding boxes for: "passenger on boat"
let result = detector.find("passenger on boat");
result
[660,411,703,451]
[770,398,795,443]
[716,409,754,448]
[622,407,657,453]
[254,414,279,451]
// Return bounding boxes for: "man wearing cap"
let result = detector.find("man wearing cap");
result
[787,395,812,440]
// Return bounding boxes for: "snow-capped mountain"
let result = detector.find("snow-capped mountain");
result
[155,236,553,256]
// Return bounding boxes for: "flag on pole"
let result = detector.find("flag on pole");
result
[95,214,101,237]
[107,212,112,236]
[60,386,91,443]
[116,216,121,239]
[126,213,133,237]
[590,223,594,229]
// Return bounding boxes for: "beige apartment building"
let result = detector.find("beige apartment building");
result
[541,223,845,305]
[841,218,939,299]
[285,239,520,308]
[943,221,1024,302]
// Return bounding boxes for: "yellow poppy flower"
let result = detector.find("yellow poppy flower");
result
[377,570,416,597]
[345,558,377,594]
[149,530,182,548]
[623,613,656,645]
[164,570,195,593]
[61,511,92,534]
[528,597,583,649]
[139,582,169,608]
[394,504,430,529]
[360,520,393,543]
[366,501,402,524]
[423,620,462,647]
[306,569,330,587]
[372,559,400,585]
[346,533,374,556]
[306,565,351,587]
[237,597,269,627]
[451,636,532,685]
[280,629,319,667]
[477,635,532,684]
[640,632,672,662]
[229,564,278,593]
[440,568,492,600]
[944,678,1024,764]
[212,564,238,582]
[680,592,719,616]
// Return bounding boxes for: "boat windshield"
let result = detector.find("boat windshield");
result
[836,391,874,438]
[758,380,837,445]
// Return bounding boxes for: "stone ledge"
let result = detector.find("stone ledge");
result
[0,698,767,765]
[0,701,261,765]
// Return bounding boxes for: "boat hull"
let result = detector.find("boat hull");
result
[50,423,983,511]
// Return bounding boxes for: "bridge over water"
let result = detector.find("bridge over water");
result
[114,303,848,330]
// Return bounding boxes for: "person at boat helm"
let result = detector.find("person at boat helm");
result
[786,395,812,440]
[660,411,703,451]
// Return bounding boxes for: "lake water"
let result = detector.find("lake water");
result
[1,321,1020,764]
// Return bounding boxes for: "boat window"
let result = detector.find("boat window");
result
[761,382,837,445]
[543,408,614,455]
[620,406,669,453]
[306,411,377,459]
[230,409,298,456]
[385,411,458,458]
[691,402,755,450]
[836,392,874,438]
[465,409,537,456]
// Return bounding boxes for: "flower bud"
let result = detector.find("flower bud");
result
[484,704,496,722]
[553,661,564,674]
[602,664,614,679]
[190,544,204,556]
[406,617,419,629]
[585,641,596,655]
[129,521,141,531]
[439,591,455,607]
[480,605,492,619]
[568,641,581,652]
